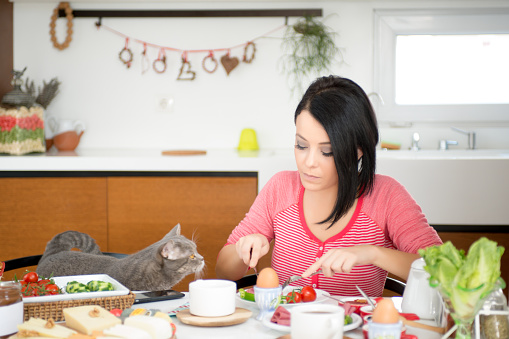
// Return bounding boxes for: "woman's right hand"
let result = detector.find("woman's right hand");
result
[235,234,270,268]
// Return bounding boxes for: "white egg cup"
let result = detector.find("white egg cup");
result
[254,285,282,320]
[368,320,403,339]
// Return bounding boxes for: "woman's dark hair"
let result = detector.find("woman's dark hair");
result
[295,75,378,228]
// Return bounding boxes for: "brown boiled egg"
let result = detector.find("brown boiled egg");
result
[256,267,279,288]
[372,299,400,324]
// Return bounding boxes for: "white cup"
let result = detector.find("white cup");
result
[189,279,236,317]
[291,304,345,339]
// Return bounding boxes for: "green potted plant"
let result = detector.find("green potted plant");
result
[281,15,340,94]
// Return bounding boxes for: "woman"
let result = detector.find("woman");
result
[216,76,442,296]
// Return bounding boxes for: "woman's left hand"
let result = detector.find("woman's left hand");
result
[301,245,375,278]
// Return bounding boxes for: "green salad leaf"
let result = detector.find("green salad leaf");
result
[419,237,505,320]
[344,314,352,325]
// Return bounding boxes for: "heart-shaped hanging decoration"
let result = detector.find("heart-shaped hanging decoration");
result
[220,54,239,76]
[177,59,196,81]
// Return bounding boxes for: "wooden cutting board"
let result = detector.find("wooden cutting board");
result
[162,150,207,156]
[176,308,252,327]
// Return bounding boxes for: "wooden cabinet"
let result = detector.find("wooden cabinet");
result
[0,173,257,290]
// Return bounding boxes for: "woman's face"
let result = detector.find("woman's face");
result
[294,110,338,193]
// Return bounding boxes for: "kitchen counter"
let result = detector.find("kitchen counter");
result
[0,148,297,192]
[1,148,508,226]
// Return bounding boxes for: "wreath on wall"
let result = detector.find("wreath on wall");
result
[49,2,74,50]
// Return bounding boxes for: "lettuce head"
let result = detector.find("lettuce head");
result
[419,237,505,320]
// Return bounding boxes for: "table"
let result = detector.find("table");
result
[132,294,442,339]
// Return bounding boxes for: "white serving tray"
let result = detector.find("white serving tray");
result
[22,274,130,304]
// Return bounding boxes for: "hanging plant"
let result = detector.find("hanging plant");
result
[281,15,340,94]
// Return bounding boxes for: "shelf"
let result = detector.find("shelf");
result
[58,8,322,19]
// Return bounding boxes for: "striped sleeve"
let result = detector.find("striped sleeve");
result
[363,174,442,253]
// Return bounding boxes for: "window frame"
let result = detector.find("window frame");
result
[373,8,509,123]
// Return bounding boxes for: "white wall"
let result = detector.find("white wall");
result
[12,0,509,151]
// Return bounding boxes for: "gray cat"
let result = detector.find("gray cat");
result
[36,224,204,291]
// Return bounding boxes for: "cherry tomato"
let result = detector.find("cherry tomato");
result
[28,283,40,296]
[300,286,317,302]
[45,284,60,295]
[38,279,52,286]
[286,291,302,303]
[110,308,123,317]
[23,272,38,283]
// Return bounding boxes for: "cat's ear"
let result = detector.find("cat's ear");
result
[166,223,181,238]
[160,241,184,260]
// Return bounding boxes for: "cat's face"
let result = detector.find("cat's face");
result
[160,237,205,276]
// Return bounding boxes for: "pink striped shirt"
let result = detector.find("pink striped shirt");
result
[226,171,442,296]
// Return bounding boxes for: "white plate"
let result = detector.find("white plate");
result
[344,313,363,332]
[236,286,330,309]
[22,274,130,303]
[262,311,362,333]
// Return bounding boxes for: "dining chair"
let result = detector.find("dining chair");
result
[3,252,128,272]
[234,274,406,295]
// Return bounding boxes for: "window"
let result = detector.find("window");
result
[374,8,509,123]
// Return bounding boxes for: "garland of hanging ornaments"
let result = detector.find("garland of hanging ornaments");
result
[49,2,284,80]
[96,23,282,80]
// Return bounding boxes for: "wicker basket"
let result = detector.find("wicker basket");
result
[23,292,135,321]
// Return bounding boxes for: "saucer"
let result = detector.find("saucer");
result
[176,307,252,327]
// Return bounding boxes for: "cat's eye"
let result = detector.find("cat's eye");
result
[190,254,195,259]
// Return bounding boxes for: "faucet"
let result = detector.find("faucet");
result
[410,132,420,151]
[451,127,476,150]
[438,139,458,150]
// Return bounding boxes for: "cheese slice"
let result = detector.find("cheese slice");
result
[124,316,172,339]
[16,317,77,338]
[63,306,121,335]
[153,311,172,323]
[102,324,151,339]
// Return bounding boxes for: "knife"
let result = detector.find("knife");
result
[355,285,377,309]
[282,270,322,290]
